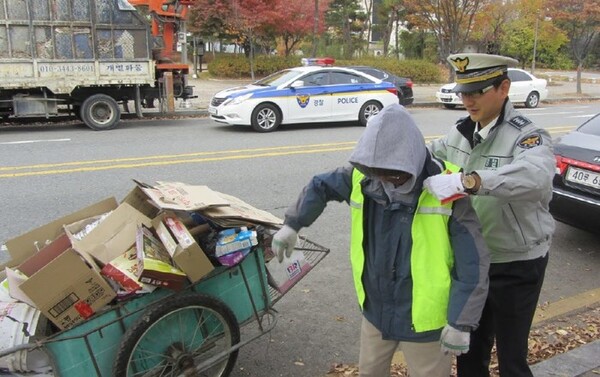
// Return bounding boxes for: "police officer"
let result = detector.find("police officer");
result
[424,53,556,377]
[272,103,490,377]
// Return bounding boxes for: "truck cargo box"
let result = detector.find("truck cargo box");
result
[0,0,155,93]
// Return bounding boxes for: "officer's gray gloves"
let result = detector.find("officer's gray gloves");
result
[423,173,465,203]
[440,324,470,356]
[271,225,298,262]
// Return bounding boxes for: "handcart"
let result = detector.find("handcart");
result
[0,236,329,377]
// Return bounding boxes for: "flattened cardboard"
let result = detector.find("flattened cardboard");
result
[152,213,214,283]
[2,198,118,270]
[202,192,283,227]
[134,180,229,211]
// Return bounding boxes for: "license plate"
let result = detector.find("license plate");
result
[566,166,600,190]
[440,94,453,100]
[208,107,217,115]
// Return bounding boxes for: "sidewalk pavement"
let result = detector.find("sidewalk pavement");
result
[181,76,600,113]
[531,339,600,377]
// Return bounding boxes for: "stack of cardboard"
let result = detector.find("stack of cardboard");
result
[0,181,291,331]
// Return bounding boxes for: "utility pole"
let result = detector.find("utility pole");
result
[531,11,539,75]
[180,21,187,65]
[311,0,319,57]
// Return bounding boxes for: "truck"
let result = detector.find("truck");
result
[0,0,194,130]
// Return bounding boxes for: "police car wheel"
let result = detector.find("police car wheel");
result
[359,101,382,127]
[251,103,281,132]
[525,92,539,108]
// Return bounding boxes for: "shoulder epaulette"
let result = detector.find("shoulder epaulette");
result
[508,115,532,129]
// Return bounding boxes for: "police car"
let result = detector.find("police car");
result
[208,58,399,132]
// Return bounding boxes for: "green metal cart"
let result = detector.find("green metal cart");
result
[0,236,328,377]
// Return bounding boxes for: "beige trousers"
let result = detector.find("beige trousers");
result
[358,316,452,377]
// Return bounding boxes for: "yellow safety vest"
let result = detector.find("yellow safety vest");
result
[349,166,458,332]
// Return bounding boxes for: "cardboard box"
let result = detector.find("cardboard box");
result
[6,233,71,306]
[152,213,214,283]
[100,247,156,294]
[136,225,188,291]
[2,198,118,271]
[7,235,116,330]
[265,249,312,294]
[65,202,153,266]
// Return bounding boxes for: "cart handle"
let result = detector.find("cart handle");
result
[0,342,41,359]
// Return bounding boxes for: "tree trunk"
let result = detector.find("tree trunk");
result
[344,21,353,59]
[249,33,255,81]
[311,0,319,58]
[576,63,582,94]
[382,10,395,57]
[394,18,400,59]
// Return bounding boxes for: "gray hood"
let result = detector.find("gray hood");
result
[349,103,427,196]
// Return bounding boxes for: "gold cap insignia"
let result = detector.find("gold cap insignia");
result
[450,57,470,73]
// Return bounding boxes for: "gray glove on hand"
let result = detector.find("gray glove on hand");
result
[272,225,298,262]
[440,324,470,356]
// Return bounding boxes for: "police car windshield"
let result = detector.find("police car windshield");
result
[255,69,301,87]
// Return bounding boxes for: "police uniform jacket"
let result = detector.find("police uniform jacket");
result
[429,100,555,263]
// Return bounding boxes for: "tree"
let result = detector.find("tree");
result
[267,0,329,56]
[404,0,486,80]
[470,1,515,54]
[326,0,367,58]
[546,0,600,93]
[375,0,408,57]
[230,0,279,78]
[500,14,567,72]
[187,0,236,56]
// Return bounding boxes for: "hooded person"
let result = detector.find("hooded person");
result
[271,103,490,377]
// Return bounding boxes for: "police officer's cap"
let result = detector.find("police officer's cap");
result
[447,53,518,93]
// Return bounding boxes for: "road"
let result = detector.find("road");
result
[1,102,599,377]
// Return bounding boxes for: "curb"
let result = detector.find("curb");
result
[531,340,600,377]
[390,288,600,374]
[134,96,600,120]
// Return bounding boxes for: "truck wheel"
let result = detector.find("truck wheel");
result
[251,103,281,132]
[358,101,382,127]
[112,293,240,377]
[81,94,121,130]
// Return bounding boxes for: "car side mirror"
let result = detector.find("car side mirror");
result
[291,80,304,89]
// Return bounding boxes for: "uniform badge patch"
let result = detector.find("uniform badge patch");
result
[296,94,310,108]
[508,115,532,129]
[485,158,499,168]
[518,134,542,149]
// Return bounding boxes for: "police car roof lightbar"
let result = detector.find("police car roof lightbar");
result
[301,57,335,67]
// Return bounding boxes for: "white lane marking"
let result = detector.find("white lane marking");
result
[524,112,597,118]
[569,114,598,118]
[0,138,71,145]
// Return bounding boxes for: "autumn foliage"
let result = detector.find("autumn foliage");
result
[188,0,329,56]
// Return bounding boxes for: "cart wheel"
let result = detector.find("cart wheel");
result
[112,293,240,377]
